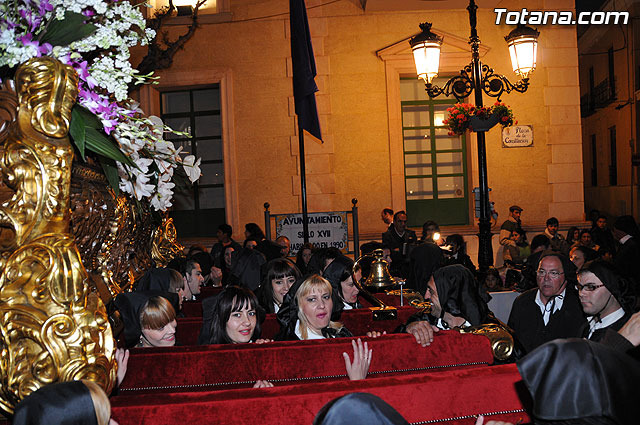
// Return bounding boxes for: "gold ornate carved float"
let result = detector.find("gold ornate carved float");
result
[0,57,116,412]
[0,56,185,412]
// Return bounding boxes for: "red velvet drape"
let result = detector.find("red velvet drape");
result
[112,363,529,425]
[119,332,494,391]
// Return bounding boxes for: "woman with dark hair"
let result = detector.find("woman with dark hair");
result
[244,223,266,243]
[566,226,580,246]
[221,245,236,286]
[202,286,274,387]
[322,255,362,309]
[577,229,600,251]
[206,286,267,344]
[305,247,343,275]
[480,267,503,292]
[442,234,476,273]
[420,220,441,244]
[243,237,259,250]
[258,258,301,314]
[295,242,315,275]
[569,245,598,271]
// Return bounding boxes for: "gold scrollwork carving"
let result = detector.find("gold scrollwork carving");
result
[0,57,115,413]
[0,235,115,413]
[458,323,515,361]
[151,215,184,268]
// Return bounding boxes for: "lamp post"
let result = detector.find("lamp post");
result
[409,0,538,272]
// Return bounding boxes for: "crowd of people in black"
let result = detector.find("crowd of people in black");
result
[12,212,640,425]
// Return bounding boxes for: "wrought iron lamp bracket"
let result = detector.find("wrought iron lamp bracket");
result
[424,62,530,101]
[480,64,530,100]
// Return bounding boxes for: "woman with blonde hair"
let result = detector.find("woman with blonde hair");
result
[275,274,372,380]
[276,274,351,340]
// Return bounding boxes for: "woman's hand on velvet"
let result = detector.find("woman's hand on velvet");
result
[344,338,372,381]
[406,320,439,347]
[253,380,274,388]
[474,415,514,425]
[254,338,273,344]
[365,330,386,338]
[115,348,129,386]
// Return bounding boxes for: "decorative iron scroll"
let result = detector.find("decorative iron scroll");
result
[0,57,115,413]
[425,63,530,101]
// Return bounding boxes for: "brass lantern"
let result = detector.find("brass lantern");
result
[505,24,539,79]
[409,22,443,84]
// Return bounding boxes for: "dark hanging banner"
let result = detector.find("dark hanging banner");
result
[289,0,322,243]
[289,0,322,141]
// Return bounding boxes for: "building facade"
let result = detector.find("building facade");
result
[136,0,585,261]
[579,0,640,221]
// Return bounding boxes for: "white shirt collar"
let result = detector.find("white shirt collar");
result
[273,302,280,314]
[535,287,567,325]
[342,301,353,310]
[434,317,471,330]
[588,307,626,338]
[294,321,324,340]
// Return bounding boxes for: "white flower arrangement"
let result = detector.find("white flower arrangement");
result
[0,0,201,211]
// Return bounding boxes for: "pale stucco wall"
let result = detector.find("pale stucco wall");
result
[136,0,585,242]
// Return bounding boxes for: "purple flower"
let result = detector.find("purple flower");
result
[39,0,53,14]
[38,42,52,55]
[17,34,49,57]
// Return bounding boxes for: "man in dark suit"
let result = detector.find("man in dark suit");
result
[382,210,417,278]
[508,252,587,353]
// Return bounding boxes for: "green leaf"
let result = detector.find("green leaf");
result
[40,11,97,46]
[97,156,120,197]
[69,107,86,160]
[73,105,103,129]
[84,127,136,167]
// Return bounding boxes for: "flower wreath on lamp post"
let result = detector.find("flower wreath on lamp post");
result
[409,0,538,272]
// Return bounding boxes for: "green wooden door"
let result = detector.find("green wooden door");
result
[400,78,469,228]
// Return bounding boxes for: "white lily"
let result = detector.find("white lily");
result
[182,155,201,183]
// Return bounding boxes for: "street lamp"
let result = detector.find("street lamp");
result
[409,0,538,272]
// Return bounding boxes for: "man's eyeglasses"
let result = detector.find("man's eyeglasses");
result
[536,270,564,279]
[575,283,604,292]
